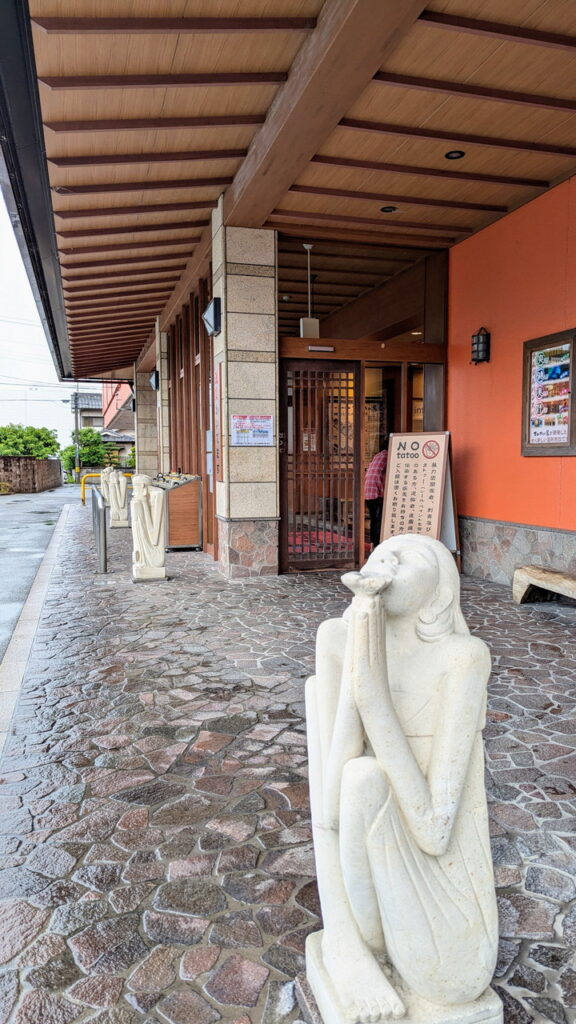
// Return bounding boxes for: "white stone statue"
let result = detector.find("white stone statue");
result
[305,534,502,1024]
[108,469,129,528]
[131,474,166,581]
[99,465,113,505]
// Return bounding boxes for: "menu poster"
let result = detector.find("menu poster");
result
[381,432,459,556]
[230,414,274,447]
[522,330,576,457]
[529,343,571,445]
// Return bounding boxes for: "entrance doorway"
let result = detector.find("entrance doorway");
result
[280,358,429,572]
[280,360,360,572]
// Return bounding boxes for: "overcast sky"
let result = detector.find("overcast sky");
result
[0,195,98,448]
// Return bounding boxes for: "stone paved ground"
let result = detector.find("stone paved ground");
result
[0,504,576,1024]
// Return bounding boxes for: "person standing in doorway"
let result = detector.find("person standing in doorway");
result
[364,439,389,550]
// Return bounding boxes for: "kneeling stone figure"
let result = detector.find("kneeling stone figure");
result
[305,534,502,1024]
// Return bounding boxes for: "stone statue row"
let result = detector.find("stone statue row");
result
[99,468,166,582]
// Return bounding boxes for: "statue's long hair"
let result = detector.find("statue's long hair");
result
[366,535,469,643]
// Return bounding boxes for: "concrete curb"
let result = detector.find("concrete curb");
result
[0,503,71,755]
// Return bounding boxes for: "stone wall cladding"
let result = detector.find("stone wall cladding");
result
[460,516,576,585]
[218,518,279,577]
[135,371,158,475]
[0,456,61,493]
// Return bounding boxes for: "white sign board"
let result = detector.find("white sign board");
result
[230,414,274,447]
[382,432,459,557]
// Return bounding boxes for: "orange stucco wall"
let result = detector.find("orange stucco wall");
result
[447,176,576,531]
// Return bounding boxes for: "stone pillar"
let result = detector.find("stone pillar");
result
[155,321,171,473]
[211,198,279,577]
[134,369,158,475]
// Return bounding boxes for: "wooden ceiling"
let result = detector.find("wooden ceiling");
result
[25,0,576,376]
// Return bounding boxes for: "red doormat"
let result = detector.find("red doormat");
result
[288,530,355,555]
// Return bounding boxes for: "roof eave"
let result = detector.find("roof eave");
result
[0,0,72,380]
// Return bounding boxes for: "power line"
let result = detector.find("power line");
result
[0,315,42,327]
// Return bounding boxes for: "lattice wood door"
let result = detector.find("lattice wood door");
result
[280,360,360,572]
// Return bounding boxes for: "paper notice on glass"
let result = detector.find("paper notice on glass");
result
[230,414,274,447]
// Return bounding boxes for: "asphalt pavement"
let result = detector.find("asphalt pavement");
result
[0,484,78,661]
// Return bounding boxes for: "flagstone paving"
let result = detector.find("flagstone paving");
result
[1,503,576,1023]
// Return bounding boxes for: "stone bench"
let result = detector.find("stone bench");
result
[512,564,576,604]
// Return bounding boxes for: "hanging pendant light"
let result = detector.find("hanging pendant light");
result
[299,243,320,339]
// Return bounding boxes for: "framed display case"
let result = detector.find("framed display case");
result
[522,329,576,457]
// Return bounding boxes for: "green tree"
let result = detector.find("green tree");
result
[61,427,112,473]
[0,423,59,458]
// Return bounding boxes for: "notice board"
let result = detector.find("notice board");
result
[381,432,459,557]
[230,414,274,447]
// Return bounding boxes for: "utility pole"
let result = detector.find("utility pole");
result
[74,385,80,482]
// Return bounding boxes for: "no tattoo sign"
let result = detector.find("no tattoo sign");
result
[381,432,459,557]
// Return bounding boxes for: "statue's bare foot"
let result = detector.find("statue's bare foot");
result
[322,933,405,1022]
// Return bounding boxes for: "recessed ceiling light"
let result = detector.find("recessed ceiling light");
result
[411,330,423,336]
[445,150,466,160]
[380,205,398,213]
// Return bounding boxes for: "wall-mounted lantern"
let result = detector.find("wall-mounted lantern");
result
[471,327,490,363]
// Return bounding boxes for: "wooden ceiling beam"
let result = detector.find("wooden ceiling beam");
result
[58,220,210,239]
[276,204,471,232]
[70,331,153,343]
[223,0,428,227]
[62,256,189,271]
[311,154,548,189]
[279,270,392,286]
[50,150,246,168]
[68,316,160,328]
[279,264,388,280]
[278,245,415,264]
[274,224,436,252]
[269,211,456,242]
[40,72,287,91]
[277,233,427,256]
[66,287,174,301]
[374,72,576,114]
[418,10,576,51]
[290,183,504,214]
[53,177,232,196]
[69,326,151,339]
[64,269,183,285]
[45,115,266,134]
[71,343,145,355]
[272,224,439,250]
[67,305,162,319]
[70,321,154,336]
[278,283,364,295]
[340,118,576,158]
[33,17,317,34]
[61,238,201,255]
[66,298,169,313]
[64,273,179,288]
[56,201,217,220]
